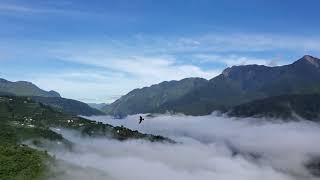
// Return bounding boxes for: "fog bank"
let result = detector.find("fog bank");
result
[47,114,320,180]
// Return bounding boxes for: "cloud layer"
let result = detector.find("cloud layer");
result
[43,114,320,180]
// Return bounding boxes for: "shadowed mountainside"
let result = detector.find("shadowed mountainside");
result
[31,96,105,116]
[228,93,320,121]
[103,77,208,116]
[104,55,320,116]
[0,78,104,116]
[0,78,60,97]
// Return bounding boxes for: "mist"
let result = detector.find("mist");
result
[45,113,320,180]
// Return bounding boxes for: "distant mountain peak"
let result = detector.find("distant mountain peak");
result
[303,54,317,60]
[297,55,320,68]
[222,55,320,78]
[104,54,320,116]
[0,78,61,97]
[0,78,9,83]
[221,64,268,78]
[222,67,233,77]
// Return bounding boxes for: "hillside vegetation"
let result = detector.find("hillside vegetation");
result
[0,96,172,179]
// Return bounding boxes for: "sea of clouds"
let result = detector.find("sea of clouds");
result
[47,113,320,180]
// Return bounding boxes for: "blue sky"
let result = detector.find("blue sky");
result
[0,0,320,103]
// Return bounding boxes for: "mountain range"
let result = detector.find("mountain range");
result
[103,55,320,117]
[0,78,60,97]
[103,77,208,116]
[0,78,103,116]
[2,55,320,119]
[1,55,320,178]
[0,95,171,179]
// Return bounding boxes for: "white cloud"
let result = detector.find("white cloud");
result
[36,32,320,102]
[193,54,285,67]
[0,3,36,13]
[3,32,320,103]
[114,33,320,54]
[87,56,219,81]
[173,33,320,53]
[0,2,69,14]
[31,71,133,103]
[52,50,220,81]
[28,55,219,103]
[42,114,320,179]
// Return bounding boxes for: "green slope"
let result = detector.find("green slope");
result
[0,96,172,179]
[31,96,105,116]
[0,78,104,116]
[0,78,60,97]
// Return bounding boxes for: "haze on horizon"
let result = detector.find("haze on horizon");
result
[1,0,320,103]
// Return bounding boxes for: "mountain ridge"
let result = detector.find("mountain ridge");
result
[228,93,320,120]
[103,77,208,116]
[0,78,61,97]
[103,55,320,116]
[0,78,103,116]
[31,96,105,116]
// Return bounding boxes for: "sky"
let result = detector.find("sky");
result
[0,0,320,103]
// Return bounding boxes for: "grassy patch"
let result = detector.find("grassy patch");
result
[0,145,51,180]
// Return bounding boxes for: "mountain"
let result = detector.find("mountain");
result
[0,91,15,96]
[0,95,172,179]
[0,95,171,142]
[31,96,105,116]
[159,55,320,115]
[103,77,208,116]
[228,93,320,121]
[104,55,320,116]
[88,103,109,110]
[0,78,103,116]
[0,78,61,97]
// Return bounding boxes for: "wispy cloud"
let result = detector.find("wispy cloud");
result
[111,33,320,54]
[0,1,138,23]
[61,55,219,81]
[2,32,320,103]
[0,2,66,14]
[173,33,320,53]
[1,0,319,104]
[0,1,96,17]
[0,3,36,13]
[193,54,285,67]
[31,70,134,103]
[31,56,219,102]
